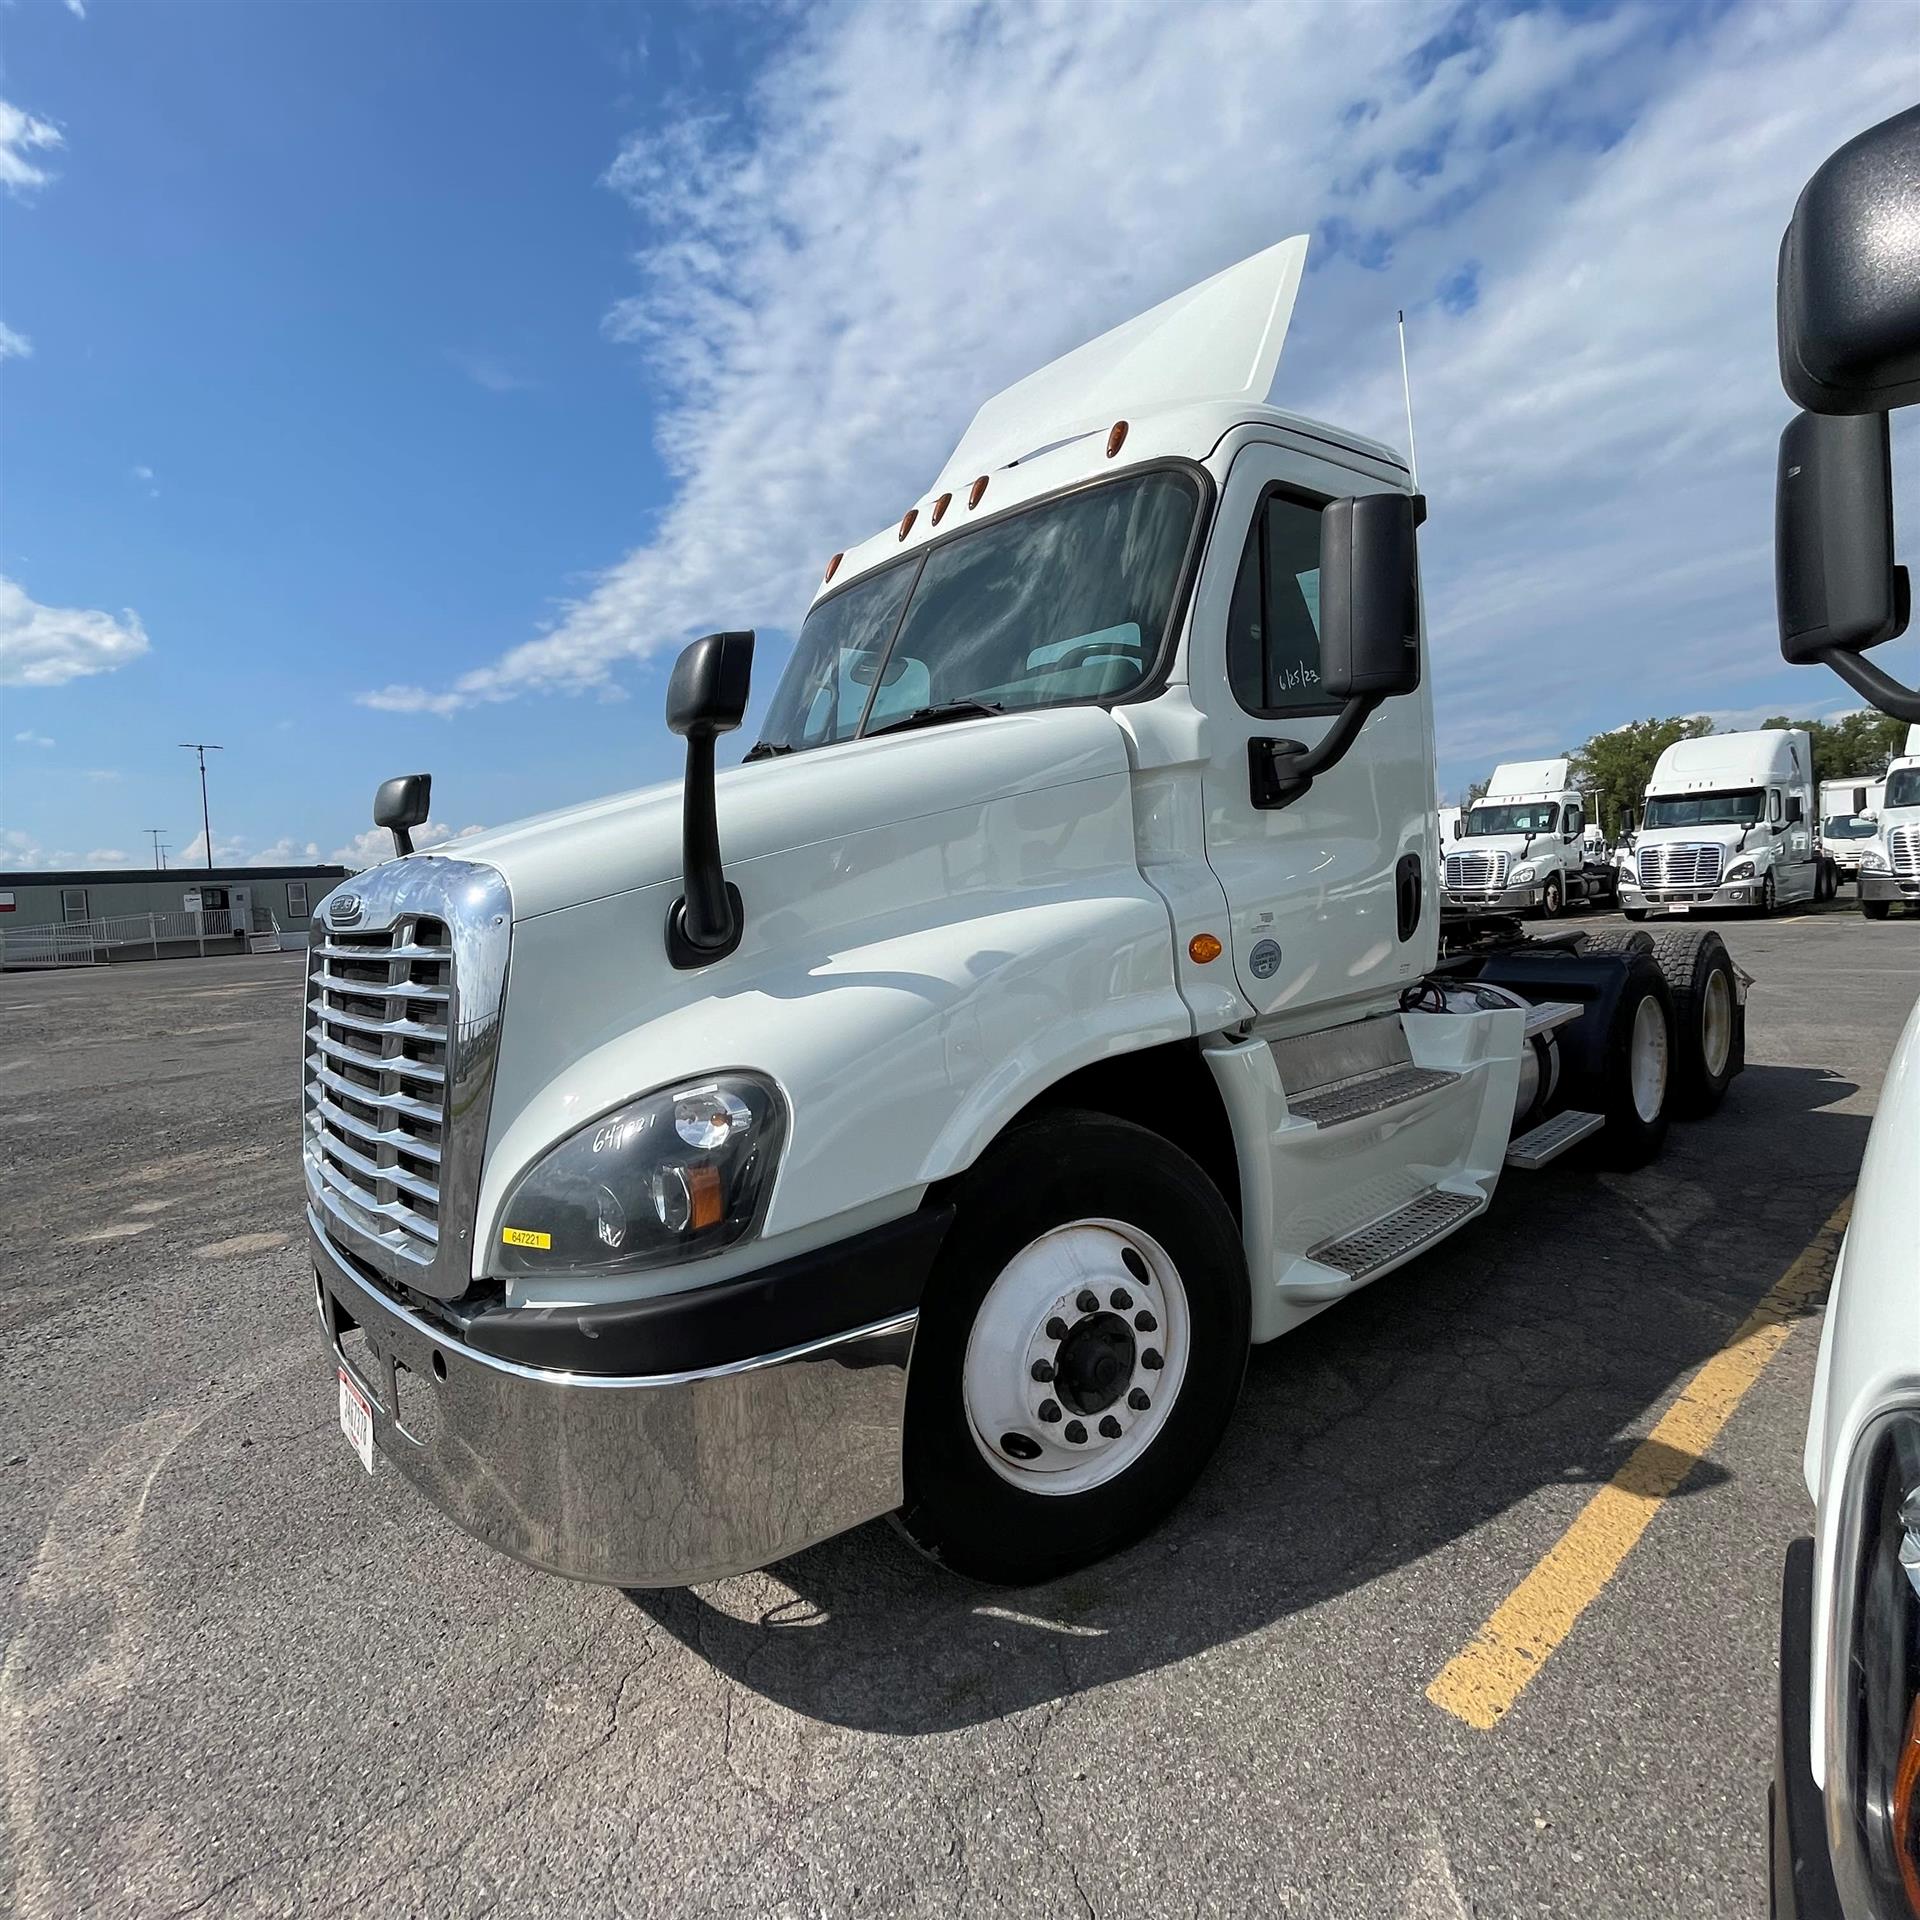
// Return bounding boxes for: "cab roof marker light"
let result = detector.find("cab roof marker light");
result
[968,475,989,509]
[898,508,918,541]
[930,492,953,526]
[1106,420,1128,459]
[823,551,843,584]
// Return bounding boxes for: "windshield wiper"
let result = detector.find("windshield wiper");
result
[741,740,794,762]
[865,699,1007,740]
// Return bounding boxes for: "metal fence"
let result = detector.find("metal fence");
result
[0,908,281,970]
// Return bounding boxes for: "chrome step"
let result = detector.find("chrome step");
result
[1307,1188,1485,1284]
[1505,1107,1605,1170]
[1289,1063,1461,1128]
[1523,999,1583,1039]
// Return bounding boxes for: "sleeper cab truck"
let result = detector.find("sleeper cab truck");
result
[1618,728,1819,919]
[304,237,1744,1592]
[1441,759,1606,919]
[1819,776,1884,887]
[1854,726,1920,919]
[1766,105,1920,1920]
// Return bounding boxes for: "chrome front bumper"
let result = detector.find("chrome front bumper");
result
[310,1212,917,1587]
[1858,871,1920,903]
[1444,884,1542,912]
[1619,880,1756,912]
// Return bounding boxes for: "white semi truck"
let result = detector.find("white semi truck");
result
[305,237,1744,1591]
[1766,105,1920,1920]
[1618,728,1820,919]
[1442,759,1611,916]
[1819,776,1885,887]
[1854,725,1920,919]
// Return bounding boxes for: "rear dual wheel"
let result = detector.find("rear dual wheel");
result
[898,1112,1249,1585]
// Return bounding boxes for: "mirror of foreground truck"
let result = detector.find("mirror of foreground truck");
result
[305,229,1749,1600]
[1764,102,1920,1920]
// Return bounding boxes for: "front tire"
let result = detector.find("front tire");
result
[1538,875,1563,919]
[1754,872,1776,917]
[1623,907,1648,922]
[1862,898,1892,920]
[897,1111,1250,1584]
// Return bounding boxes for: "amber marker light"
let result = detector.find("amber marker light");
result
[968,475,989,508]
[898,508,918,541]
[824,551,843,583]
[1188,933,1223,964]
[1107,420,1129,458]
[1892,1693,1920,1914]
[930,491,953,526]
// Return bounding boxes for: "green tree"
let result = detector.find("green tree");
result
[1569,715,1714,837]
[1462,776,1491,808]
[1760,711,1911,783]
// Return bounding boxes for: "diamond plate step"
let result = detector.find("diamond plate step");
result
[1306,1188,1485,1284]
[1288,1063,1461,1129]
[1505,1107,1604,1170]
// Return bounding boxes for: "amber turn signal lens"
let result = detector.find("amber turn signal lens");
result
[1106,420,1128,458]
[687,1164,725,1232]
[1188,933,1223,964]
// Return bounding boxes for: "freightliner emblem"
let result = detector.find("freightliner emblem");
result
[330,893,364,927]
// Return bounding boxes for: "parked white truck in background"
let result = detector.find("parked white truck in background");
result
[1819,776,1884,886]
[1618,729,1819,919]
[1853,724,1920,919]
[1765,105,1920,1920]
[305,236,1745,1595]
[1443,759,1609,917]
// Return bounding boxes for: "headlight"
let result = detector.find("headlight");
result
[1824,1406,1920,1916]
[1724,860,1756,882]
[1510,864,1535,884]
[1863,849,1891,872]
[494,1073,785,1276]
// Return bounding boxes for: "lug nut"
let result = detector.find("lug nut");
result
[1037,1399,1062,1423]
[1142,1347,1164,1370]
[1001,1431,1042,1461]
[1064,1420,1088,1444]
[1111,1288,1134,1311]
[1128,1388,1151,1411]
[1031,1358,1055,1383]
[1134,1310,1157,1334]
[1046,1316,1069,1341]
[1098,1415,1123,1440]
[1076,1290,1099,1314]
[1122,1247,1149,1282]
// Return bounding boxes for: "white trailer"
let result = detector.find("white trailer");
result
[1619,729,1820,919]
[1766,106,1920,1920]
[1443,759,1610,917]
[304,237,1743,1592]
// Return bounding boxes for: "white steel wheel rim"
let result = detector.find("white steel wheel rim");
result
[962,1218,1191,1496]
[1629,994,1670,1124]
[1701,968,1733,1079]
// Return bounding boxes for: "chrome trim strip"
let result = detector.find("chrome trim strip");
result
[308,1030,446,1086]
[306,1057,442,1123]
[305,998,448,1044]
[312,1092,442,1164]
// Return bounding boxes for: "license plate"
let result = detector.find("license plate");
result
[1662,904,1689,915]
[338,1367,374,1473]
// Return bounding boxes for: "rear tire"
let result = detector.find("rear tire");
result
[1568,953,1674,1169]
[1643,927,1741,1116]
[897,1110,1250,1585]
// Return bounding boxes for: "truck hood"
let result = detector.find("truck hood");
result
[1450,833,1555,865]
[1632,823,1770,856]
[432,705,1135,920]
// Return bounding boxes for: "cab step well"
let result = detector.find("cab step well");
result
[1505,1107,1605,1170]
[1304,1187,1486,1286]
[1288,1062,1462,1128]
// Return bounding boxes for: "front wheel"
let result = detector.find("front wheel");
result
[1623,907,1648,923]
[1753,872,1776,917]
[1537,875,1563,919]
[1862,898,1893,921]
[897,1111,1250,1585]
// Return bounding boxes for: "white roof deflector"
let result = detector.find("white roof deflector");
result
[932,234,1310,494]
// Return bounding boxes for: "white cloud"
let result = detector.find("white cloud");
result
[0,322,30,362]
[449,350,533,394]
[0,829,77,871]
[363,0,1914,792]
[131,464,153,481]
[63,0,87,18]
[328,820,487,870]
[0,576,150,687]
[85,848,131,866]
[13,729,54,749]
[0,99,62,197]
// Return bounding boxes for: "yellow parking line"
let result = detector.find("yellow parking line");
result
[1426,1194,1851,1731]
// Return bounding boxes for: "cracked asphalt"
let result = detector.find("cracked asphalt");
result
[3,905,1915,1918]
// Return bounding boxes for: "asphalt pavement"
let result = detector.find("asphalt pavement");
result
[2,902,1916,1918]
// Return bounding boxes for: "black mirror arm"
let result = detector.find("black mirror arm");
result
[1814,642,1920,724]
[1248,694,1381,810]
[666,731,745,967]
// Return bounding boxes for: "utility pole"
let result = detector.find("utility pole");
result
[145,827,169,870]
[177,743,223,870]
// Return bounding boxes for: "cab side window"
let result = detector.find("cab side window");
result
[1226,491,1330,715]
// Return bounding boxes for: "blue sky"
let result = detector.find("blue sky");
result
[1,0,1915,870]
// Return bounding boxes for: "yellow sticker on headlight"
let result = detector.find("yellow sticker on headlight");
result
[501,1227,551,1250]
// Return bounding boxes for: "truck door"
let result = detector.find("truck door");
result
[1192,440,1435,1024]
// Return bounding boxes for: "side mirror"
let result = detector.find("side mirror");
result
[1778,411,1909,670]
[665,630,754,967]
[1778,105,1920,414]
[373,774,431,857]
[1248,492,1421,809]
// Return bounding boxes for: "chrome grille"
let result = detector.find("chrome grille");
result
[303,860,511,1302]
[1891,827,1920,877]
[305,919,452,1267]
[1445,850,1508,891]
[1637,842,1724,891]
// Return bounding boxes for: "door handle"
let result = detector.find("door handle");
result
[1396,853,1422,942]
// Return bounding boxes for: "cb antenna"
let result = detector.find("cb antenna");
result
[1397,308,1420,490]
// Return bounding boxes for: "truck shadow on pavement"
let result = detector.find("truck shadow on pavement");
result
[628,1061,1863,1734]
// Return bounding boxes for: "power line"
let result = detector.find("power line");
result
[177,743,223,871]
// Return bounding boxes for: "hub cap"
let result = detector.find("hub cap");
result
[1701,968,1733,1079]
[1629,994,1670,1125]
[962,1219,1190,1495]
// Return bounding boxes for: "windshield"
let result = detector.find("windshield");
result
[1887,768,1920,808]
[1464,802,1559,837]
[1823,815,1878,839]
[753,470,1199,755]
[1643,788,1764,829]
